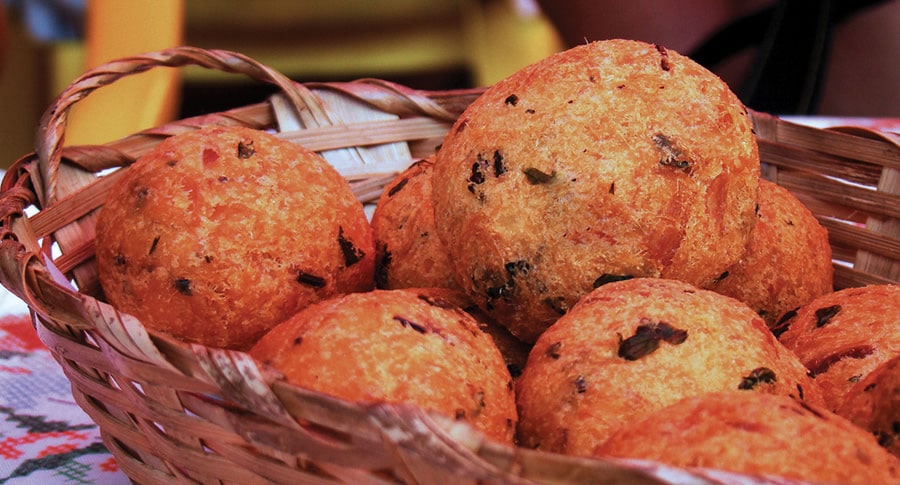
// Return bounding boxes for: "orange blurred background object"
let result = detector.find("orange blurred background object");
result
[64,0,184,146]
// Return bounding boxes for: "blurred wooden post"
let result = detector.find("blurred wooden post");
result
[65,0,184,146]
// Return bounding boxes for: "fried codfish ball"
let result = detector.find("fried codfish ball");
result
[96,126,375,350]
[515,277,822,456]
[432,39,760,343]
[412,286,531,380]
[837,355,900,457]
[371,157,460,291]
[776,284,900,411]
[249,288,518,443]
[595,391,899,485]
[707,179,833,329]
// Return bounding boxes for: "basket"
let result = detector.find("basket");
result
[0,46,897,484]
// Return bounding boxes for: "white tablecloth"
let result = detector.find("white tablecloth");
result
[0,292,130,484]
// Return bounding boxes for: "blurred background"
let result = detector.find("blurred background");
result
[0,0,897,169]
[0,0,564,168]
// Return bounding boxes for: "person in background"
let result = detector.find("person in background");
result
[536,0,899,116]
[3,0,83,41]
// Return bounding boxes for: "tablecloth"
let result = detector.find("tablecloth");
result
[0,292,129,484]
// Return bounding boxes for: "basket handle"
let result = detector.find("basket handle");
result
[35,46,320,204]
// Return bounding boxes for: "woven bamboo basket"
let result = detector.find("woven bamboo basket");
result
[0,46,897,484]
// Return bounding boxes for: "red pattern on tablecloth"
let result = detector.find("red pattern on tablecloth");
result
[0,314,128,484]
[0,316,45,352]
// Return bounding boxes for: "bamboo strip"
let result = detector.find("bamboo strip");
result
[775,171,900,219]
[53,237,93,275]
[786,190,869,224]
[854,167,900,281]
[29,169,122,238]
[816,216,900,261]
[277,117,452,153]
[829,244,858,266]
[833,264,898,288]
[351,173,403,204]
[758,140,882,186]
[763,117,900,169]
